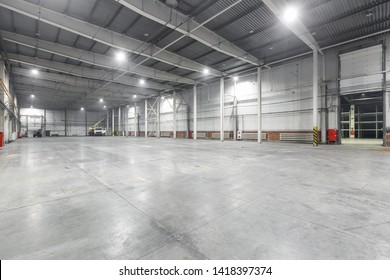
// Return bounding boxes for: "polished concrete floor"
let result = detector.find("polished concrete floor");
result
[0,137,390,259]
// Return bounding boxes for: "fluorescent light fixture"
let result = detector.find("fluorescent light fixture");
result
[31,94,35,98]
[81,107,84,111]
[103,105,106,108]
[139,79,145,85]
[31,68,39,75]
[115,51,126,62]
[99,98,103,102]
[283,6,299,23]
[203,68,209,74]
[133,95,137,98]
[233,76,239,82]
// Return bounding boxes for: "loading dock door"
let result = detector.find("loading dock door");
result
[340,45,383,95]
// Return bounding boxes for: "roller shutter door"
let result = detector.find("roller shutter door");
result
[340,45,383,95]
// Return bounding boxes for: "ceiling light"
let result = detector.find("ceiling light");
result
[99,98,103,102]
[115,51,126,62]
[31,68,39,75]
[283,6,299,23]
[366,10,373,17]
[139,79,145,85]
[144,33,149,37]
[133,95,137,98]
[233,76,239,82]
[31,94,35,98]
[103,105,107,108]
[203,68,209,74]
[249,30,254,34]
[30,105,33,108]
[269,46,274,50]
[127,105,130,108]
[81,107,84,111]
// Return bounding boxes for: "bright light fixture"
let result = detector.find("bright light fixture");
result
[31,68,39,75]
[283,6,299,23]
[115,51,126,62]
[139,79,145,85]
[133,95,137,98]
[203,68,209,74]
[81,107,84,111]
[31,94,35,98]
[99,98,103,102]
[233,76,239,82]
[30,105,33,108]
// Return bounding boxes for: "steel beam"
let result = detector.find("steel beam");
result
[2,31,195,84]
[12,67,158,96]
[8,53,173,91]
[0,0,221,77]
[262,0,319,51]
[114,0,259,66]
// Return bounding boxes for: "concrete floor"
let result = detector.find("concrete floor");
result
[0,137,390,260]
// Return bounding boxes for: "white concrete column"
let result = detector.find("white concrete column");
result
[220,77,225,142]
[173,91,177,139]
[106,109,109,135]
[112,108,114,136]
[64,110,67,136]
[118,106,121,136]
[85,109,88,136]
[157,97,160,138]
[313,49,319,146]
[134,103,137,137]
[145,99,148,138]
[233,80,237,141]
[193,85,197,140]
[257,67,262,144]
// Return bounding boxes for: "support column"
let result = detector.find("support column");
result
[257,67,262,144]
[220,77,225,142]
[134,103,137,137]
[85,109,88,136]
[173,91,177,139]
[157,97,160,138]
[233,80,237,141]
[64,110,67,136]
[118,106,121,136]
[145,99,148,138]
[313,49,319,146]
[43,109,46,137]
[112,108,114,136]
[106,109,109,135]
[193,85,197,140]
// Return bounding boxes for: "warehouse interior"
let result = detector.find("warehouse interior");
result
[1,0,390,259]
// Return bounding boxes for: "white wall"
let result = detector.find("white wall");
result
[20,108,106,136]
[1,54,19,144]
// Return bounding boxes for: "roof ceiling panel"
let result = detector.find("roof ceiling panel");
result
[39,0,69,14]
[56,29,79,47]
[66,0,97,21]
[89,0,123,27]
